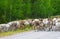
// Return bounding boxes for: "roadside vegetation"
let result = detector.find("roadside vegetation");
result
[0,26,33,37]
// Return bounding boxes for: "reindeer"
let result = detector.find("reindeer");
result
[7,21,20,31]
[32,19,41,31]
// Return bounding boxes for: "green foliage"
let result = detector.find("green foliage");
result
[0,0,60,23]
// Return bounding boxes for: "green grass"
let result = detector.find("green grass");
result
[0,26,33,37]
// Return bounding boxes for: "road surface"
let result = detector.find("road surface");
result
[0,31,60,39]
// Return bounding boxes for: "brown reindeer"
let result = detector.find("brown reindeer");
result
[32,19,41,31]
[18,20,25,30]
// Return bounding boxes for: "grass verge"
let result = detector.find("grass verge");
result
[0,26,33,37]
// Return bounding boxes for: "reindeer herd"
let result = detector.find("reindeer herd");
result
[0,17,60,32]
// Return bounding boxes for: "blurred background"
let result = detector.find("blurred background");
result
[0,0,60,23]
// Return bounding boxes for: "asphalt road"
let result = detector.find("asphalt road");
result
[0,31,60,39]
